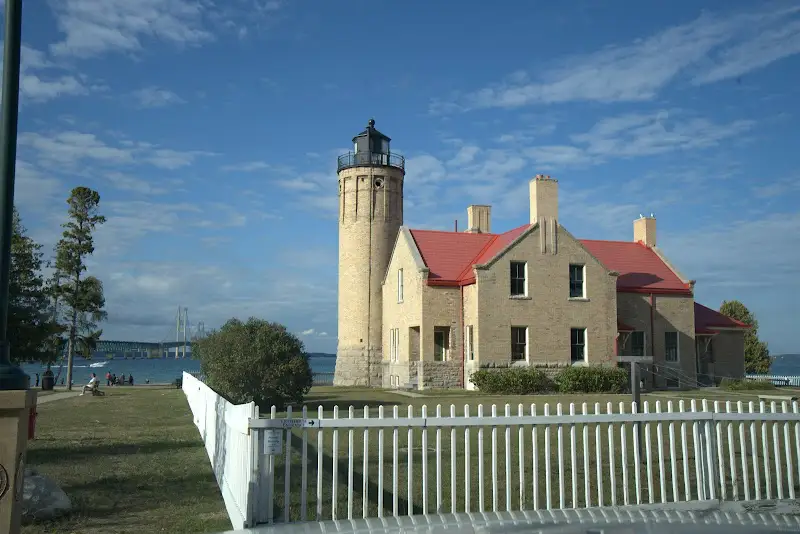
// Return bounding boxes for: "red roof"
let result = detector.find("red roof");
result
[409,225,529,286]
[408,225,691,293]
[694,302,749,334]
[579,239,691,294]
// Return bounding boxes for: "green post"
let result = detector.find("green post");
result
[0,0,28,390]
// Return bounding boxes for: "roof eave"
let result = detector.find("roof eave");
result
[617,287,694,296]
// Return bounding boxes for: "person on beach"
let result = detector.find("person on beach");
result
[80,373,98,395]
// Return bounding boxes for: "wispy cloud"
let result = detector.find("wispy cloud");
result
[432,5,800,112]
[132,86,185,108]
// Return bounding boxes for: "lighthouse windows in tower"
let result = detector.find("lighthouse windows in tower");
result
[374,177,384,189]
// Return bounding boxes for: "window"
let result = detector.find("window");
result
[465,325,474,361]
[397,269,404,303]
[571,328,586,362]
[629,331,645,356]
[388,328,400,362]
[665,332,679,362]
[569,264,585,298]
[511,326,527,361]
[434,327,450,361]
[510,261,527,297]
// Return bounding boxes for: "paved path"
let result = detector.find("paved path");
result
[36,391,80,404]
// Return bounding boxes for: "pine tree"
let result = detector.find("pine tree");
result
[9,209,60,363]
[54,187,107,390]
[719,300,771,374]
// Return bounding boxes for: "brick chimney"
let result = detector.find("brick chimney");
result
[466,205,491,234]
[529,174,558,254]
[634,214,656,247]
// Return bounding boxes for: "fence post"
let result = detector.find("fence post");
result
[703,401,719,501]
[247,404,260,527]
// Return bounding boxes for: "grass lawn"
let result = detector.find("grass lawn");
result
[22,387,231,534]
[263,385,800,522]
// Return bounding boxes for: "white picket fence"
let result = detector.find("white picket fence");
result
[747,374,800,387]
[179,374,800,528]
[249,398,800,525]
[181,372,259,530]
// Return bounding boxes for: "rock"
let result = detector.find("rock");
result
[21,473,72,523]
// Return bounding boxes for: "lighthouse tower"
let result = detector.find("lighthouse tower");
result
[334,120,405,386]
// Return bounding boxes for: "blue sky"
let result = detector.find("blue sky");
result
[10,0,800,354]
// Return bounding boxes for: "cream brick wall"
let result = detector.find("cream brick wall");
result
[381,228,424,363]
[473,224,618,367]
[335,165,404,386]
[710,331,746,382]
[617,293,696,388]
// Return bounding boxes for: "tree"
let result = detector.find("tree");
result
[719,300,771,374]
[54,187,107,390]
[8,209,61,364]
[193,318,313,409]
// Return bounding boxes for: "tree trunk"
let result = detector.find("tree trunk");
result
[66,309,77,390]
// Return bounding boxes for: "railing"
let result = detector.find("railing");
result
[312,372,335,386]
[337,151,405,172]
[747,374,800,387]
[181,372,259,530]
[248,398,800,525]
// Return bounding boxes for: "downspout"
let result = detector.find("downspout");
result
[460,284,465,388]
[649,293,656,389]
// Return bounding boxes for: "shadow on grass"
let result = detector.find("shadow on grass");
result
[60,471,224,519]
[270,429,421,521]
[27,440,201,465]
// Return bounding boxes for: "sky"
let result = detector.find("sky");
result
[9,0,800,354]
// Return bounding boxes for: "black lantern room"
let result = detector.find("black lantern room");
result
[337,119,405,173]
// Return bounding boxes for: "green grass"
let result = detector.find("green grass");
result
[262,386,800,522]
[21,387,230,534]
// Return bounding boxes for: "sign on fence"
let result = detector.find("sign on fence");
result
[279,418,319,429]
[263,429,282,455]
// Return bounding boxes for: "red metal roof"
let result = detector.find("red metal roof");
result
[694,302,749,334]
[579,239,691,294]
[408,225,691,293]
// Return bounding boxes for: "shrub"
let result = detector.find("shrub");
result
[193,317,313,409]
[720,377,776,391]
[555,365,628,394]
[469,368,555,395]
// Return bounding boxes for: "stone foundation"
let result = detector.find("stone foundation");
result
[333,347,383,387]
[419,361,462,390]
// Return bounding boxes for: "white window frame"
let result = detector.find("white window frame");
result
[510,326,528,362]
[397,269,404,303]
[568,264,586,299]
[570,327,587,363]
[465,325,475,361]
[510,261,528,298]
[665,331,679,363]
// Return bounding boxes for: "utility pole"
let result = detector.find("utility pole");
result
[0,0,26,390]
[175,305,181,359]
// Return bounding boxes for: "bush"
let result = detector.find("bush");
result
[469,368,555,395]
[193,317,313,409]
[720,377,776,391]
[555,365,628,394]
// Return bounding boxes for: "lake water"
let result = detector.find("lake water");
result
[21,355,337,385]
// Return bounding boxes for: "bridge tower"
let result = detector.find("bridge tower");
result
[334,119,404,387]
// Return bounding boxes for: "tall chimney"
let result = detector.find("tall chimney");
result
[634,214,656,247]
[466,205,491,234]
[529,174,559,254]
[529,174,558,223]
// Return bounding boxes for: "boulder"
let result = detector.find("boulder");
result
[21,471,72,523]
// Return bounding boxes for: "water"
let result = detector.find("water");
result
[20,355,337,385]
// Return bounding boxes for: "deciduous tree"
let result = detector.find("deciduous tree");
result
[193,318,313,409]
[719,300,771,374]
[54,187,107,390]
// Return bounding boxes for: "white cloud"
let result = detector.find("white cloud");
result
[49,0,213,59]
[132,86,185,108]
[221,161,272,172]
[432,5,800,112]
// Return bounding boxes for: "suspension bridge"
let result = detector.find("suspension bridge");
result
[60,306,208,359]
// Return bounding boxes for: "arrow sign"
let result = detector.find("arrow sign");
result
[280,419,319,429]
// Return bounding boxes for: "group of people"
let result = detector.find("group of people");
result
[105,371,134,386]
